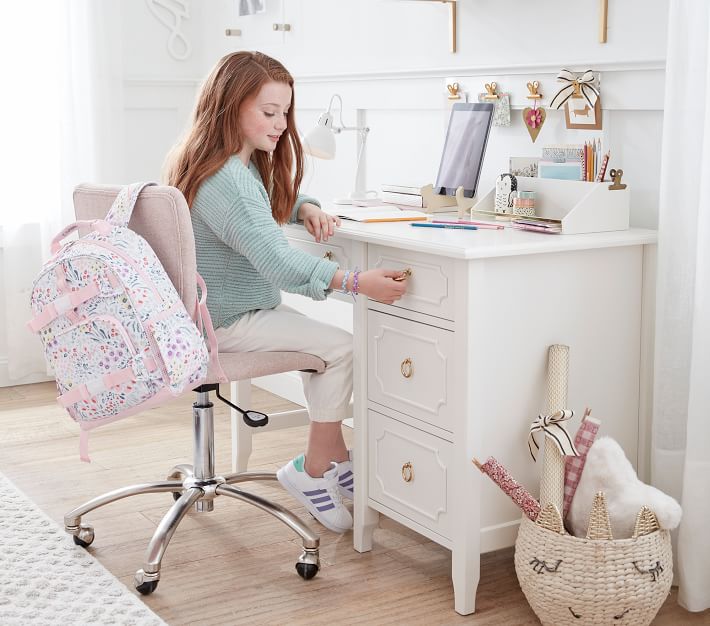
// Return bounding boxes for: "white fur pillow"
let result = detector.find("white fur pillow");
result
[568,437,682,539]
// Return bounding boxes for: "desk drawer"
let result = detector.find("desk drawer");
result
[368,245,455,321]
[367,310,454,432]
[368,410,452,539]
[286,234,353,269]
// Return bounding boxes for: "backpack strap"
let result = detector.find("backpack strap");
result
[195,272,227,383]
[49,219,112,255]
[105,182,158,227]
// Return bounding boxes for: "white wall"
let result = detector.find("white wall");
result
[122,0,668,228]
[1,0,669,387]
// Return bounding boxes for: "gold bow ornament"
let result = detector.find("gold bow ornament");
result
[528,409,579,461]
[549,69,600,110]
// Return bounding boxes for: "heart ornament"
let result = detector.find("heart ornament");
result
[523,106,546,142]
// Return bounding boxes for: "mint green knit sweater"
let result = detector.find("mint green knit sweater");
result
[191,156,339,329]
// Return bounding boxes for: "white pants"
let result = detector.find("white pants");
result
[215,304,353,422]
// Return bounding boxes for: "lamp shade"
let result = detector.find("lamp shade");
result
[303,111,336,159]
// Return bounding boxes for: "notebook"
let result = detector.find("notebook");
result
[329,205,428,223]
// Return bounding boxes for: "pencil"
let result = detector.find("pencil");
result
[431,220,503,230]
[411,223,478,231]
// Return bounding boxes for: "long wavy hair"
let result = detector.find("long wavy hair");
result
[164,51,303,224]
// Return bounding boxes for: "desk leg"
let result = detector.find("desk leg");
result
[452,536,480,615]
[451,403,481,614]
[350,239,378,552]
[353,502,378,552]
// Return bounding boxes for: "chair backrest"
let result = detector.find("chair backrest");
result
[72,183,197,316]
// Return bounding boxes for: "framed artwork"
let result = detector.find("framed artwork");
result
[565,96,602,130]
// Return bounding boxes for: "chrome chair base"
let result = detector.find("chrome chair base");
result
[64,388,320,594]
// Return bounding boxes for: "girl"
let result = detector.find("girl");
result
[165,51,408,534]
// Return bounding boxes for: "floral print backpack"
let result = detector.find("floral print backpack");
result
[28,182,223,460]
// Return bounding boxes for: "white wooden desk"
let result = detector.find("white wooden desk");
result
[283,219,657,615]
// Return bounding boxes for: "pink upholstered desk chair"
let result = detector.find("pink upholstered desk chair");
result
[64,183,325,594]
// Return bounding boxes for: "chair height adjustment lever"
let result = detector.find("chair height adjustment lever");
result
[215,387,270,428]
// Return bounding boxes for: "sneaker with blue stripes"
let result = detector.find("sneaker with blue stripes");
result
[337,450,354,500]
[277,454,353,534]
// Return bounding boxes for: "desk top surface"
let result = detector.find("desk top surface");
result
[286,212,657,260]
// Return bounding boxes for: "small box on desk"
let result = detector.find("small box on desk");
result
[471,177,630,235]
[538,160,583,181]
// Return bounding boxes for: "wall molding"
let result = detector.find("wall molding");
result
[125,58,665,87]
[293,59,666,84]
[125,58,666,112]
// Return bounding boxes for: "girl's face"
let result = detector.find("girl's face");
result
[238,80,292,156]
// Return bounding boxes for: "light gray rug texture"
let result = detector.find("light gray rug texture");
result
[0,471,166,625]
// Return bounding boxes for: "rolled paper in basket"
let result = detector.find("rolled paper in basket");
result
[473,457,541,521]
[563,411,601,518]
[540,345,570,516]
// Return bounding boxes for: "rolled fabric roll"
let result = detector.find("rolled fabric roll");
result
[473,456,541,521]
[540,345,570,517]
[563,412,601,518]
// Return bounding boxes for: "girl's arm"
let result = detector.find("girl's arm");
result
[329,268,408,305]
[218,193,338,300]
[290,193,320,223]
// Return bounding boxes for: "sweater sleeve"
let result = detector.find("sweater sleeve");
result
[212,190,338,301]
[289,193,321,224]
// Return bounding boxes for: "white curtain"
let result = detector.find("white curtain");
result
[0,1,124,384]
[653,0,710,613]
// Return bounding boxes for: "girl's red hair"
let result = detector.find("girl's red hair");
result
[165,51,303,224]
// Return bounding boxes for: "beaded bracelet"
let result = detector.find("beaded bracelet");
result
[341,269,351,294]
[352,269,360,296]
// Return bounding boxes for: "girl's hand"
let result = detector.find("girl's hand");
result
[356,269,408,305]
[299,202,341,243]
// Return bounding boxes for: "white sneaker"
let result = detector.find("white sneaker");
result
[337,449,354,500]
[277,454,353,534]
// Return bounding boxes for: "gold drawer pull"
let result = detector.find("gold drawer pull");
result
[393,268,412,282]
[402,462,414,483]
[400,358,413,378]
[323,251,335,261]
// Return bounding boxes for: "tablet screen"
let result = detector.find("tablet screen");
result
[434,103,494,198]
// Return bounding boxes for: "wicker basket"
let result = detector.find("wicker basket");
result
[514,496,673,626]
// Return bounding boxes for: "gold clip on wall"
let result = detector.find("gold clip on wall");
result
[482,82,500,100]
[526,81,543,100]
[447,82,461,100]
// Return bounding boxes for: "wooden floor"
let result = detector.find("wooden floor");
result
[0,382,707,625]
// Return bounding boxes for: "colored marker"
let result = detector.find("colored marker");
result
[411,223,478,231]
[432,219,503,230]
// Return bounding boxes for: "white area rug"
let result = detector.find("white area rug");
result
[0,471,166,626]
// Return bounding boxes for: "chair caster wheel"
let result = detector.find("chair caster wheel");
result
[72,524,95,548]
[295,548,320,580]
[295,562,319,580]
[135,580,158,595]
[134,569,159,595]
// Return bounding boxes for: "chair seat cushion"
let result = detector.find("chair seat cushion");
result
[205,351,326,384]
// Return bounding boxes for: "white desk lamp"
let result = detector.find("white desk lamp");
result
[302,94,373,205]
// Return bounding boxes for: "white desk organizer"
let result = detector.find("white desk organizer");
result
[472,177,630,235]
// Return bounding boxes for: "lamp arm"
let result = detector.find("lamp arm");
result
[336,124,369,133]
[327,94,345,130]
[327,93,369,134]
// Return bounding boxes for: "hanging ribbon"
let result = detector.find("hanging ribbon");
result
[528,409,579,461]
[549,69,600,110]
